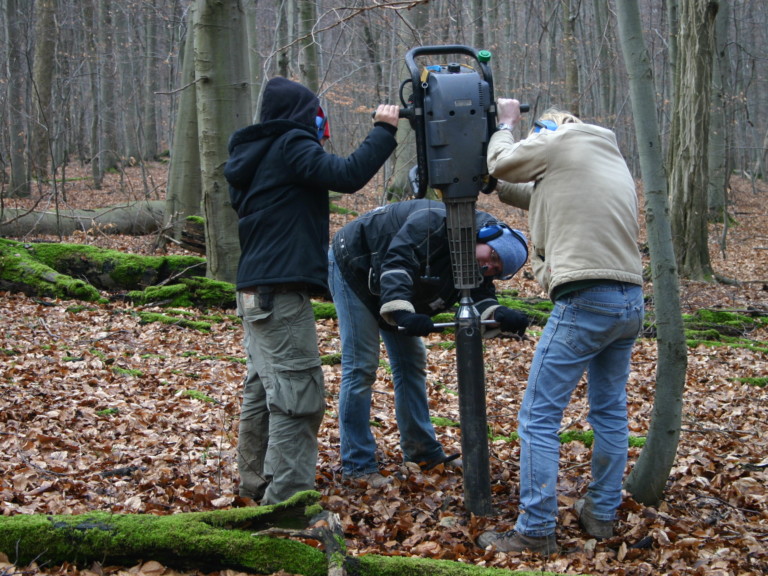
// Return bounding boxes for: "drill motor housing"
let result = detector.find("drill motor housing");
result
[402,45,497,201]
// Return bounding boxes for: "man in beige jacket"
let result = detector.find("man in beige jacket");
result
[477,99,645,555]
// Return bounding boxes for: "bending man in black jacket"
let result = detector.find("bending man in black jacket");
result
[328,199,529,487]
[224,77,399,505]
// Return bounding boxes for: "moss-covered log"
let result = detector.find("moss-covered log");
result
[0,491,559,576]
[0,492,326,575]
[0,238,229,306]
[0,201,166,237]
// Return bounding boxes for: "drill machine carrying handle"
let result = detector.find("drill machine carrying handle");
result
[392,45,529,200]
[398,45,496,200]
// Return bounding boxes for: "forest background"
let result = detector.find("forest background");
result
[1,1,767,576]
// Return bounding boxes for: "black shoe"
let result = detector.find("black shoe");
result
[574,498,614,540]
[477,529,558,555]
[419,453,462,471]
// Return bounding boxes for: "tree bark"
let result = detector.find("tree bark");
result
[616,0,688,507]
[667,0,718,281]
[30,0,57,180]
[707,0,730,216]
[142,0,160,161]
[96,0,120,175]
[165,6,203,244]
[298,0,320,91]
[193,0,248,283]
[5,0,30,198]
[0,201,166,237]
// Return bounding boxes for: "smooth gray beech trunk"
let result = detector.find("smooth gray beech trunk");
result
[193,0,250,282]
[166,7,203,243]
[616,0,688,506]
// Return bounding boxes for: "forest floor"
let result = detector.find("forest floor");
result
[1,163,767,576]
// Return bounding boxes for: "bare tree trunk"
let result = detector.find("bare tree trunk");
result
[5,0,30,198]
[166,6,203,243]
[471,0,485,50]
[30,0,57,180]
[96,0,120,174]
[615,0,688,507]
[193,0,249,282]
[79,0,103,189]
[562,0,580,116]
[707,0,729,217]
[276,0,294,79]
[142,0,160,161]
[668,0,718,281]
[298,0,319,91]
[244,0,262,118]
[384,4,428,202]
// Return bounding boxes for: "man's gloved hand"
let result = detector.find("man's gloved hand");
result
[392,311,437,337]
[494,307,529,337]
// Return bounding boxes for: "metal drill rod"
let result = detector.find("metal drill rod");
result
[454,293,492,516]
[397,319,499,332]
[433,320,498,329]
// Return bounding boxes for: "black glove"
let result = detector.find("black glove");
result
[392,311,437,337]
[494,307,529,337]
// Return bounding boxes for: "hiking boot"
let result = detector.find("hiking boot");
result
[476,529,558,555]
[574,498,614,540]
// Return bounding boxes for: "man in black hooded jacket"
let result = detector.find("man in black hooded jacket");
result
[329,199,530,486]
[224,76,399,505]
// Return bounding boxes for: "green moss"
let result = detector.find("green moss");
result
[734,377,768,388]
[685,329,721,342]
[436,382,458,396]
[329,203,358,216]
[128,277,235,309]
[489,428,646,449]
[0,240,106,302]
[89,349,107,360]
[113,367,143,377]
[136,312,212,331]
[431,417,460,427]
[0,493,327,574]
[186,215,205,225]
[181,390,217,403]
[321,353,342,366]
[312,301,337,320]
[559,430,594,446]
[629,436,646,448]
[433,341,456,350]
[29,242,205,289]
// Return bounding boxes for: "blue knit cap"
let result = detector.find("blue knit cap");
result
[487,228,528,279]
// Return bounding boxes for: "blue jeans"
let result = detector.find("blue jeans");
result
[515,282,644,537]
[328,250,446,477]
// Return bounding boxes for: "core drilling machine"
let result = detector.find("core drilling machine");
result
[394,45,526,515]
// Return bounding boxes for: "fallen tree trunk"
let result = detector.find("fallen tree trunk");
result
[0,201,166,237]
[0,237,223,306]
[0,492,528,576]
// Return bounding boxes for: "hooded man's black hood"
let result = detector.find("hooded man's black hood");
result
[260,77,319,127]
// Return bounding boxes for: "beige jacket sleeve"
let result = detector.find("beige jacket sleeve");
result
[495,180,534,210]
